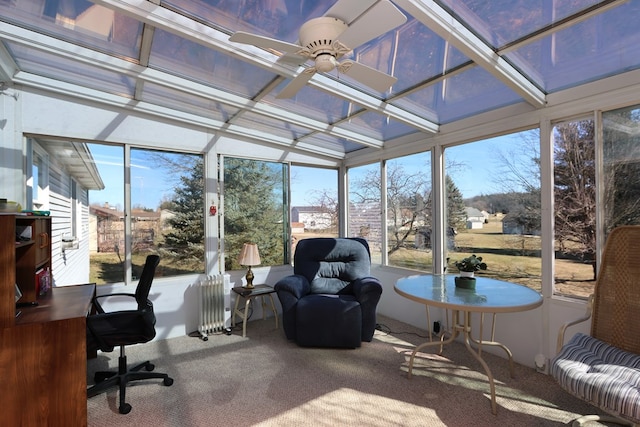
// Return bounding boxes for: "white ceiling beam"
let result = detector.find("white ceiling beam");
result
[0,41,17,82]
[89,0,438,134]
[0,22,382,149]
[394,0,546,108]
[14,71,347,160]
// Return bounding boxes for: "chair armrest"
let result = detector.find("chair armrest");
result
[556,294,594,354]
[274,275,311,299]
[351,277,383,301]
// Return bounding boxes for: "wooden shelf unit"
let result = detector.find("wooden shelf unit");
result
[15,216,52,303]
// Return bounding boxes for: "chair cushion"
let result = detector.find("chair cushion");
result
[295,294,362,348]
[551,333,640,423]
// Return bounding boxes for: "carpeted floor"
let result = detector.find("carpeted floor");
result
[87,315,613,426]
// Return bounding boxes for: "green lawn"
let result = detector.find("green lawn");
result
[90,252,201,284]
[388,218,594,297]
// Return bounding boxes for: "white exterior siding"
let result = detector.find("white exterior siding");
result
[47,159,91,286]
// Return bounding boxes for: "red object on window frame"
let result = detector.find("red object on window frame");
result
[209,205,217,216]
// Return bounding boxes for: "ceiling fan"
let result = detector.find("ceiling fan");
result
[229,0,407,99]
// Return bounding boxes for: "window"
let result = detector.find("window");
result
[88,144,205,284]
[552,119,596,298]
[223,157,288,270]
[602,106,640,237]
[445,131,542,291]
[290,165,338,255]
[348,163,382,264]
[386,152,432,271]
[130,149,205,278]
[88,143,125,284]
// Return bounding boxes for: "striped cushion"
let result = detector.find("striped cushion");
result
[551,333,640,423]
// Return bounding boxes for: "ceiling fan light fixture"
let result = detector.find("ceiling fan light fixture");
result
[315,53,338,72]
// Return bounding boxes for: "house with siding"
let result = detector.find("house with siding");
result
[30,138,104,286]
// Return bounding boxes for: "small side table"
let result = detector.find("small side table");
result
[232,284,279,337]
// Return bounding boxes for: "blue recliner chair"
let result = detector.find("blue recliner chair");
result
[274,237,383,348]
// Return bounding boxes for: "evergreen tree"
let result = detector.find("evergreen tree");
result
[446,175,467,232]
[223,158,286,270]
[161,158,205,266]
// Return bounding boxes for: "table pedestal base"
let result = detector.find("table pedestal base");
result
[407,310,515,415]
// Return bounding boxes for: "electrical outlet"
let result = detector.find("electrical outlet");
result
[433,320,441,334]
[534,354,547,373]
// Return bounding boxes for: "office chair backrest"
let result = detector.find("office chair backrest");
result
[135,255,160,310]
[591,225,640,354]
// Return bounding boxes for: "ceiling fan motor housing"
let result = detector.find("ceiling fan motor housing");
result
[299,16,348,58]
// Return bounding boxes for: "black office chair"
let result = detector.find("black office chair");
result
[86,254,173,414]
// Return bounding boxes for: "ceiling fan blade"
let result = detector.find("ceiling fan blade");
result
[277,52,308,66]
[340,61,397,93]
[229,31,302,55]
[337,1,407,49]
[324,0,377,24]
[276,70,316,99]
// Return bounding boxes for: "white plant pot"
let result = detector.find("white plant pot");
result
[459,271,475,278]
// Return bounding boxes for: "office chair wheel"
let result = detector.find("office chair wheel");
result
[119,403,132,414]
[145,363,155,371]
[164,377,174,386]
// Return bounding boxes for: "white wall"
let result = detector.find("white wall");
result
[0,87,24,204]
[94,261,591,371]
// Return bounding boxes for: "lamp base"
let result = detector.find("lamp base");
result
[244,267,255,289]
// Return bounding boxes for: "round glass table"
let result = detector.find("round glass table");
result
[395,274,543,414]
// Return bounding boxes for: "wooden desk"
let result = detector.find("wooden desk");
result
[1,284,95,426]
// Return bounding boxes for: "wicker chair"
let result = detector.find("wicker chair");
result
[551,225,640,427]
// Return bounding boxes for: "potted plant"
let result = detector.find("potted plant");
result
[453,255,487,289]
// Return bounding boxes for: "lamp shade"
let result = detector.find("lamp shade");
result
[237,243,261,266]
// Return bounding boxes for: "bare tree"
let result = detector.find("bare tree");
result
[308,188,339,230]
[554,120,596,273]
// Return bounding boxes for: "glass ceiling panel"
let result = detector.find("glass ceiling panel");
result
[383,17,469,94]
[340,111,417,141]
[162,0,334,41]
[232,111,314,141]
[400,65,522,124]
[142,82,240,121]
[0,0,142,60]
[149,29,278,98]
[506,0,640,92]
[265,81,351,124]
[300,132,362,154]
[5,41,135,98]
[438,0,606,48]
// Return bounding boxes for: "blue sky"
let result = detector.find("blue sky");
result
[88,145,180,210]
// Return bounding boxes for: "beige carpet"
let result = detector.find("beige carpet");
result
[87,315,613,426]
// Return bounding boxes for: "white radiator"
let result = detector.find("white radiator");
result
[198,274,231,340]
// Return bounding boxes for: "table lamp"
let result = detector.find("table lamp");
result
[238,243,261,289]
